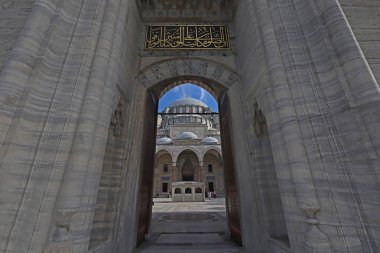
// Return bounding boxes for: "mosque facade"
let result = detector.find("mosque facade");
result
[153,98,224,198]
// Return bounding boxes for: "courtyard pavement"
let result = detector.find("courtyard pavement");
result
[135,198,243,253]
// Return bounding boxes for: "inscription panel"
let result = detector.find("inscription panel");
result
[145,25,230,50]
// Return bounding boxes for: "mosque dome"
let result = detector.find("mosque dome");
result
[202,136,219,145]
[169,98,208,108]
[179,131,198,139]
[157,137,173,145]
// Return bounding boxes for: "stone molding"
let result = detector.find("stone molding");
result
[136,58,240,92]
[137,0,237,21]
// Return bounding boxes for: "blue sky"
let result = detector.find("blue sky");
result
[158,83,218,112]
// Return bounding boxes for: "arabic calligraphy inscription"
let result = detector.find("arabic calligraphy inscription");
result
[145,25,231,50]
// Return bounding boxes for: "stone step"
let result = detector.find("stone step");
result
[155,233,224,245]
[136,233,242,253]
[136,245,242,253]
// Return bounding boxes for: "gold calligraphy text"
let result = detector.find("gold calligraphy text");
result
[145,25,231,50]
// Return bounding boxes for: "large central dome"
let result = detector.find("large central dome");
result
[169,98,208,108]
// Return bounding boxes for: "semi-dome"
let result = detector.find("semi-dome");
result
[157,137,173,145]
[179,131,198,139]
[202,136,219,145]
[169,98,208,108]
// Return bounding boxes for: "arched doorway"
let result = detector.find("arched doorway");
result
[153,149,173,197]
[202,148,224,195]
[177,150,199,181]
[135,58,243,247]
[182,160,194,181]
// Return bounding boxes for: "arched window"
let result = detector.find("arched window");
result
[195,187,202,193]
[175,188,181,194]
[185,188,192,194]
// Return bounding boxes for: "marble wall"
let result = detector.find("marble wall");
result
[339,0,380,83]
[0,0,141,252]
[0,0,35,71]
[235,0,380,252]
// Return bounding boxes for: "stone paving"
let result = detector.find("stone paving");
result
[135,198,242,253]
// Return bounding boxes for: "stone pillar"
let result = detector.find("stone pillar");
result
[1,0,112,252]
[312,0,380,161]
[0,0,61,250]
[252,0,332,251]
[172,163,177,182]
[199,162,204,182]
[0,0,58,92]
[153,166,159,195]
[46,0,128,251]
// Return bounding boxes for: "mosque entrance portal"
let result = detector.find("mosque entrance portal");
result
[135,67,243,247]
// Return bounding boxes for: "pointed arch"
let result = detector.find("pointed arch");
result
[155,148,174,164]
[201,146,223,159]
[136,58,241,99]
[173,147,203,164]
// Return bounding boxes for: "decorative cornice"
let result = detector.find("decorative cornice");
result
[137,0,238,22]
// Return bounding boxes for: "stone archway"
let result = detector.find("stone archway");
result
[172,146,203,165]
[136,58,240,96]
[135,57,244,246]
[177,149,199,181]
[153,149,174,196]
[202,147,224,195]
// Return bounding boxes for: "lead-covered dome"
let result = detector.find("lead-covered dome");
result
[202,136,219,145]
[179,131,198,139]
[157,137,173,145]
[169,98,208,108]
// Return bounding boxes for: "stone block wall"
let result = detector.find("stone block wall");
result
[0,0,34,72]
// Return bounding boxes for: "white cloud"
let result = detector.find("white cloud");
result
[180,85,187,98]
[199,88,206,102]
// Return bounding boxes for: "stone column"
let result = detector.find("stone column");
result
[153,166,159,195]
[0,0,59,100]
[46,0,127,250]
[199,164,204,182]
[312,0,380,163]
[0,1,61,250]
[1,0,114,252]
[252,0,332,251]
[172,163,178,182]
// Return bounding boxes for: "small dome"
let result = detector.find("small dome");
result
[202,136,219,145]
[157,137,173,145]
[179,131,198,139]
[169,98,208,108]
